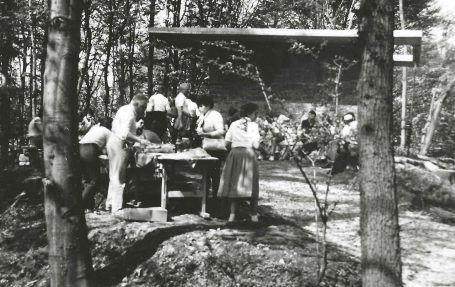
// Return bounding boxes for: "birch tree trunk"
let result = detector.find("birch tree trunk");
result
[419,81,455,155]
[399,0,408,150]
[43,0,93,285]
[357,0,402,286]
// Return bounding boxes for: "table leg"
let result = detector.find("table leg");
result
[200,164,210,219]
[160,163,167,209]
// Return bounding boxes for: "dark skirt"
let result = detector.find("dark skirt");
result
[145,111,167,139]
[218,147,259,198]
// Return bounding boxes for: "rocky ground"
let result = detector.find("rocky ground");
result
[1,161,454,286]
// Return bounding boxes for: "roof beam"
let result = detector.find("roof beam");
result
[149,27,422,46]
[149,27,423,66]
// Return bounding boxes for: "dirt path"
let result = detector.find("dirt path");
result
[259,161,455,287]
[2,161,454,286]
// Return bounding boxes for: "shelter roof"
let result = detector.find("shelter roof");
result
[149,27,422,66]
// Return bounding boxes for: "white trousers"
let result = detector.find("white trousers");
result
[106,136,130,212]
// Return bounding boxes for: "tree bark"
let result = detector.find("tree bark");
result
[357,0,402,286]
[419,81,455,155]
[43,0,93,285]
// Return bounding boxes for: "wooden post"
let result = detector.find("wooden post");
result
[200,163,210,218]
[160,163,167,209]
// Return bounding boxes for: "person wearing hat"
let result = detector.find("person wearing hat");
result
[340,112,357,144]
[331,112,358,175]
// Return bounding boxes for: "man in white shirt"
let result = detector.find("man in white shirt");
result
[145,85,170,140]
[106,95,151,212]
[79,117,112,210]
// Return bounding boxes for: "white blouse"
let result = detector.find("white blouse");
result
[147,93,170,112]
[225,118,260,149]
[79,124,111,149]
[198,109,224,136]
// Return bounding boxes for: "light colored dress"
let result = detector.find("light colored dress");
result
[218,117,260,198]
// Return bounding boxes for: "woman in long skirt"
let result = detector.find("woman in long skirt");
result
[218,103,260,222]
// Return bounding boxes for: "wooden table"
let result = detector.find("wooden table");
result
[156,155,218,220]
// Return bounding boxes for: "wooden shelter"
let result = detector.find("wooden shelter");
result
[148,28,422,109]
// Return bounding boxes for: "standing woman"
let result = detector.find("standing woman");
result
[145,85,170,141]
[196,95,226,196]
[218,103,260,223]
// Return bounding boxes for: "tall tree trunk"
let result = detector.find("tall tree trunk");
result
[0,85,10,170]
[117,0,131,105]
[399,0,408,150]
[103,0,115,117]
[29,0,37,117]
[20,64,26,145]
[40,12,49,111]
[419,81,455,155]
[21,28,28,144]
[0,17,12,169]
[78,0,93,112]
[357,0,402,286]
[148,0,156,97]
[128,21,136,99]
[171,0,181,96]
[117,41,127,107]
[43,0,93,285]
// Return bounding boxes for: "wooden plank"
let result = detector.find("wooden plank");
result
[393,54,415,67]
[120,207,168,222]
[167,190,203,198]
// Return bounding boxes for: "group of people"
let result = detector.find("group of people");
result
[76,83,261,222]
[254,109,359,173]
[26,81,358,222]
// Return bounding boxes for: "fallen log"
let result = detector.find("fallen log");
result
[429,207,455,223]
[395,163,455,210]
[416,154,455,170]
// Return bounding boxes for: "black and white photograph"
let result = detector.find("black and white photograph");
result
[0,0,455,286]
